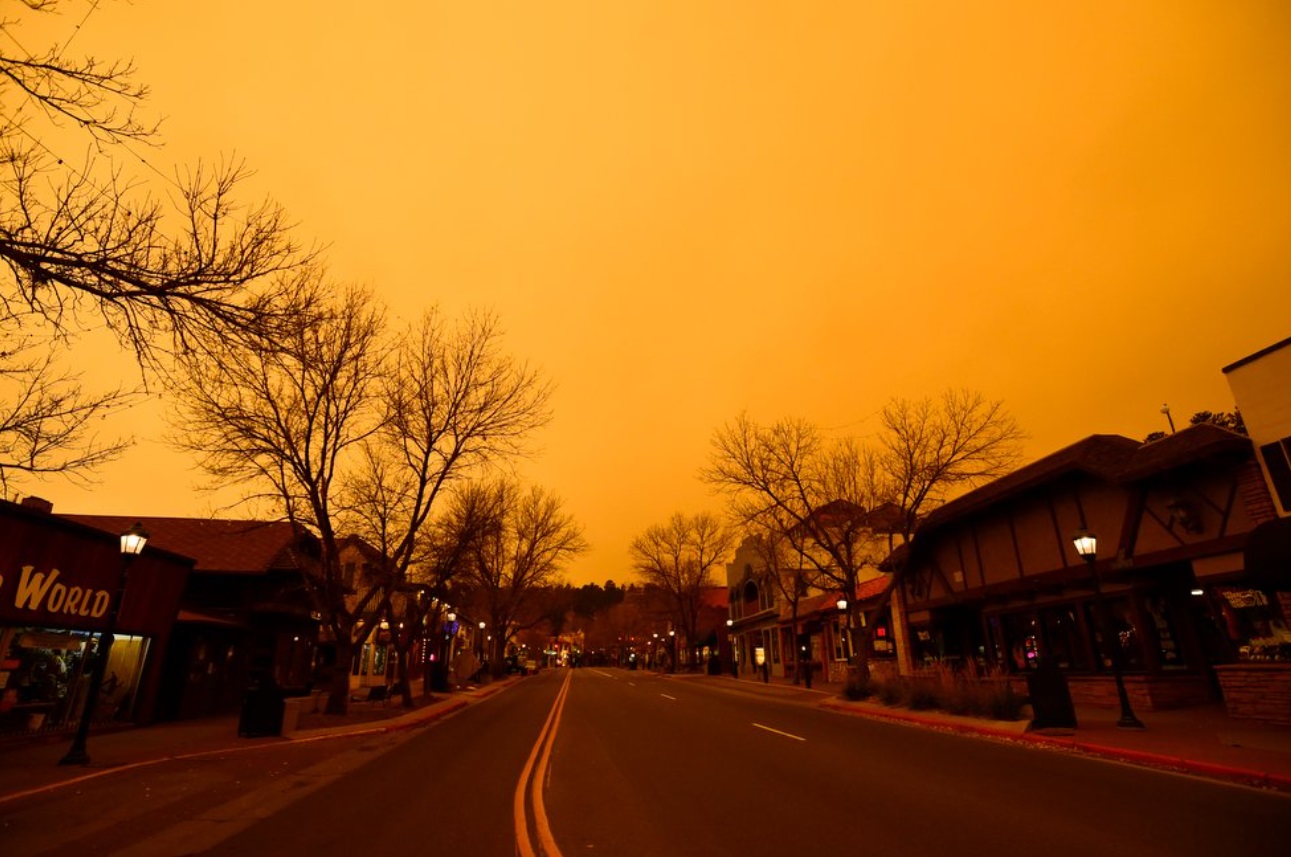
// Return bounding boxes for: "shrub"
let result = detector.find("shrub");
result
[875,676,906,706]
[985,679,1026,721]
[844,671,873,701]
[907,679,940,710]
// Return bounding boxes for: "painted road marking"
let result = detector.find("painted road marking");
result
[753,723,806,742]
[514,669,572,857]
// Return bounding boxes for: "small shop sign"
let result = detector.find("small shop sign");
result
[2,566,112,620]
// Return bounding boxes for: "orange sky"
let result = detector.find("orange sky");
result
[20,1,1291,585]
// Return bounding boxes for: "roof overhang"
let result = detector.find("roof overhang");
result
[1243,517,1291,585]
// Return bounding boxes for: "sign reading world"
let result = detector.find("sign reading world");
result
[2,565,113,620]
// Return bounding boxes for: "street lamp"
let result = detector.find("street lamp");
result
[837,597,850,663]
[726,618,736,676]
[60,522,149,766]
[478,621,486,660]
[1072,529,1145,729]
[668,629,676,673]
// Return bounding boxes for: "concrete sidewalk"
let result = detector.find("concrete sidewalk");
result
[684,671,1291,792]
[0,680,513,807]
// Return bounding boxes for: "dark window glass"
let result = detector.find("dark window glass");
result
[1086,598,1143,671]
[1260,440,1291,511]
[1038,606,1092,671]
[1001,611,1041,671]
[1143,594,1186,669]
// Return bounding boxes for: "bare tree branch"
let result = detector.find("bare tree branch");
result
[1,2,312,366]
[629,511,734,670]
[704,391,1025,678]
[447,478,586,675]
[0,317,136,493]
[168,274,385,713]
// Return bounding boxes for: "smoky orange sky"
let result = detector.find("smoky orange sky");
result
[20,1,1291,586]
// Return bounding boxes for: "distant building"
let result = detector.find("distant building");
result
[725,528,895,684]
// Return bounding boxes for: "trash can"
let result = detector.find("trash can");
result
[1026,657,1077,730]
[430,660,450,693]
[238,679,286,737]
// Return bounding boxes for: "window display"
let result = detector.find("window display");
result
[1216,587,1291,662]
[0,626,148,733]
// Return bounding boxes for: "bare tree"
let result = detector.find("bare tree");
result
[169,276,385,713]
[447,479,586,674]
[1,2,307,489]
[629,512,734,671]
[879,389,1026,542]
[344,309,553,705]
[704,390,1024,678]
[703,416,889,673]
[1,2,308,359]
[0,319,135,493]
[745,522,818,683]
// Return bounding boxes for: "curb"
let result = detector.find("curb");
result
[283,697,471,741]
[819,698,1291,793]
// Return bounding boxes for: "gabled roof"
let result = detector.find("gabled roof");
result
[338,533,385,563]
[1114,421,1252,481]
[61,514,311,576]
[796,499,903,534]
[915,423,1252,537]
[782,576,892,620]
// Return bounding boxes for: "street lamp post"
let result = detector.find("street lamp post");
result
[837,597,850,664]
[726,618,736,676]
[668,629,676,673]
[1072,529,1145,729]
[60,522,149,766]
[478,621,486,660]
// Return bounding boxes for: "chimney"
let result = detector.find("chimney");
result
[20,496,54,514]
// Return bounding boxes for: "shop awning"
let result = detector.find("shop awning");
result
[176,609,244,627]
[1243,517,1291,585]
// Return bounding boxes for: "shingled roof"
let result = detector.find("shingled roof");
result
[60,514,312,576]
[915,423,1252,537]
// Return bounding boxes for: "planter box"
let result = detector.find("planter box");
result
[1215,663,1291,726]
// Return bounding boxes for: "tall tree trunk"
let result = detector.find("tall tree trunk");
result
[395,647,414,708]
[326,637,353,714]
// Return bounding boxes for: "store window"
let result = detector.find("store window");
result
[911,627,943,667]
[1216,587,1291,662]
[0,627,148,732]
[1142,594,1187,669]
[1001,611,1041,671]
[868,612,895,657]
[1038,605,1093,671]
[1086,598,1143,671]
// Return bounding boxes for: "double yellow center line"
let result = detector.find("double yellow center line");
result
[514,669,572,857]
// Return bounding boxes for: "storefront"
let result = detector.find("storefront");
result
[0,499,191,735]
[1210,517,1291,724]
[900,426,1277,712]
